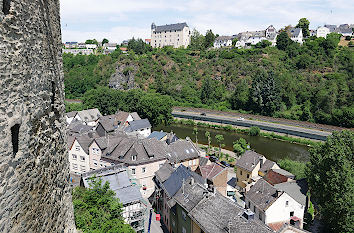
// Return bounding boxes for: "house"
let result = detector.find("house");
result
[309,29,317,37]
[85,44,97,49]
[264,169,295,185]
[103,43,118,54]
[288,28,303,44]
[214,36,233,48]
[245,179,305,231]
[62,49,94,55]
[145,39,151,45]
[67,120,94,136]
[77,43,86,49]
[153,164,206,232]
[95,115,120,137]
[337,28,353,37]
[189,190,273,233]
[265,25,277,38]
[147,131,168,141]
[66,111,77,124]
[68,135,92,174]
[235,150,266,190]
[64,41,78,48]
[151,22,191,48]
[125,119,152,138]
[316,26,330,38]
[101,136,170,197]
[81,165,146,233]
[115,110,141,126]
[195,162,228,196]
[246,36,267,45]
[168,139,201,171]
[74,108,102,126]
[324,24,337,32]
[119,47,128,53]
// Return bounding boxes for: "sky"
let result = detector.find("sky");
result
[60,0,354,43]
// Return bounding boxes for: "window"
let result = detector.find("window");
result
[286,201,289,207]
[75,145,80,151]
[182,210,186,220]
[188,160,192,166]
[72,164,78,170]
[132,168,136,175]
[253,206,256,212]
[80,165,86,172]
[247,174,250,179]
[93,159,98,167]
[193,159,196,165]
[182,227,186,233]
[172,220,175,227]
[240,170,242,175]
[72,154,77,160]
[80,156,85,161]
[142,167,146,173]
[290,211,294,217]
[259,213,262,221]
[132,155,137,161]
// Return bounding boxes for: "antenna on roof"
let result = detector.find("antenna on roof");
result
[182,178,185,194]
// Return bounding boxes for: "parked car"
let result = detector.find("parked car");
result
[200,112,206,116]
[209,156,218,162]
[220,161,230,167]
[236,117,245,121]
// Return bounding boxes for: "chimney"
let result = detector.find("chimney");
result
[259,157,263,168]
[190,177,194,185]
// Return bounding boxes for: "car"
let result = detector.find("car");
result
[236,117,245,121]
[200,112,206,116]
[209,156,218,162]
[220,161,230,167]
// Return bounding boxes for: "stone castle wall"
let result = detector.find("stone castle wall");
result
[0,1,75,232]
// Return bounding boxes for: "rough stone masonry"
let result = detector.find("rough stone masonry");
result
[0,1,76,232]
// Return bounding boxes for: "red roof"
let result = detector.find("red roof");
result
[264,170,289,185]
[119,47,128,51]
[145,39,151,42]
[268,221,287,231]
[199,163,225,180]
[291,216,301,221]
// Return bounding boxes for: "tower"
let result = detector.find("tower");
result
[0,1,75,232]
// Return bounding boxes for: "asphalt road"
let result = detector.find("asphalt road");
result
[172,111,332,141]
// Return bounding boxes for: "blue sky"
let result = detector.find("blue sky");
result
[60,0,354,43]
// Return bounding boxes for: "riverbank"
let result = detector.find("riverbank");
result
[174,118,321,147]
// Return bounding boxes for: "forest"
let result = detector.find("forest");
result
[63,32,353,128]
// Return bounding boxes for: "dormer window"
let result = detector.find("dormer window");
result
[132,155,137,161]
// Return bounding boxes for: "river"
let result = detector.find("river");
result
[153,123,310,162]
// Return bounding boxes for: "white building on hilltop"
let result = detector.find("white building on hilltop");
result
[151,22,190,48]
[317,26,330,38]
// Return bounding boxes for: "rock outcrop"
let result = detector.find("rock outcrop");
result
[109,63,137,90]
[0,1,75,232]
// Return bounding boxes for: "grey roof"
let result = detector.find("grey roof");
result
[189,191,273,233]
[168,140,200,164]
[98,115,118,132]
[66,111,77,118]
[73,135,94,154]
[162,165,205,198]
[125,119,151,132]
[274,179,308,206]
[154,22,188,33]
[324,24,337,32]
[236,151,263,172]
[245,179,280,211]
[259,160,278,174]
[272,169,295,178]
[155,162,174,183]
[289,28,302,37]
[173,179,207,212]
[130,112,141,120]
[77,108,102,123]
[147,131,167,140]
[215,36,233,41]
[81,165,142,205]
[337,28,353,34]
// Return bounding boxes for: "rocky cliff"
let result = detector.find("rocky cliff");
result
[0,1,75,232]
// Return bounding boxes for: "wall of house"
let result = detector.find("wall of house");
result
[192,220,202,233]
[88,141,102,170]
[151,26,190,48]
[265,193,304,228]
[0,1,75,231]
[129,159,167,197]
[213,169,228,197]
[69,140,90,174]
[180,157,199,171]
[176,204,192,233]
[236,162,260,189]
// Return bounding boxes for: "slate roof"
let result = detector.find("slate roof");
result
[125,119,151,132]
[147,131,167,140]
[70,124,94,134]
[77,108,102,123]
[245,178,281,211]
[81,164,142,205]
[154,22,188,33]
[130,112,141,120]
[98,115,117,132]
[324,24,337,32]
[162,165,205,198]
[115,111,130,124]
[199,163,225,180]
[338,28,353,34]
[215,36,233,41]
[66,111,77,118]
[236,150,263,172]
[155,162,175,183]
[173,179,207,212]
[75,135,94,154]
[189,191,273,233]
[289,28,302,37]
[259,160,278,174]
[168,140,200,164]
[274,179,308,206]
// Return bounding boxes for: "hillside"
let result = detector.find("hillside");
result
[63,35,353,128]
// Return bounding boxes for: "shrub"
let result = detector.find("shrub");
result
[249,126,260,136]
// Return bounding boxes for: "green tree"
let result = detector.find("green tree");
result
[233,138,249,156]
[255,40,272,48]
[306,130,354,232]
[128,38,152,54]
[230,79,250,110]
[296,18,310,38]
[205,131,211,155]
[276,31,292,50]
[102,38,109,44]
[249,126,260,136]
[85,39,98,45]
[189,29,205,50]
[73,176,134,233]
[215,134,224,157]
[204,29,216,49]
[278,158,307,179]
[232,38,238,47]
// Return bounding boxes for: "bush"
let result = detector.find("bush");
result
[249,126,260,136]
[277,158,307,179]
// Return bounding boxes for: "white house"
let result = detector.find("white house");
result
[289,28,303,44]
[85,44,97,49]
[316,26,330,38]
[68,136,91,174]
[151,22,191,48]
[74,108,102,126]
[214,36,233,48]
[62,49,94,55]
[246,36,267,45]
[66,111,77,124]
[245,179,305,230]
[125,119,152,138]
